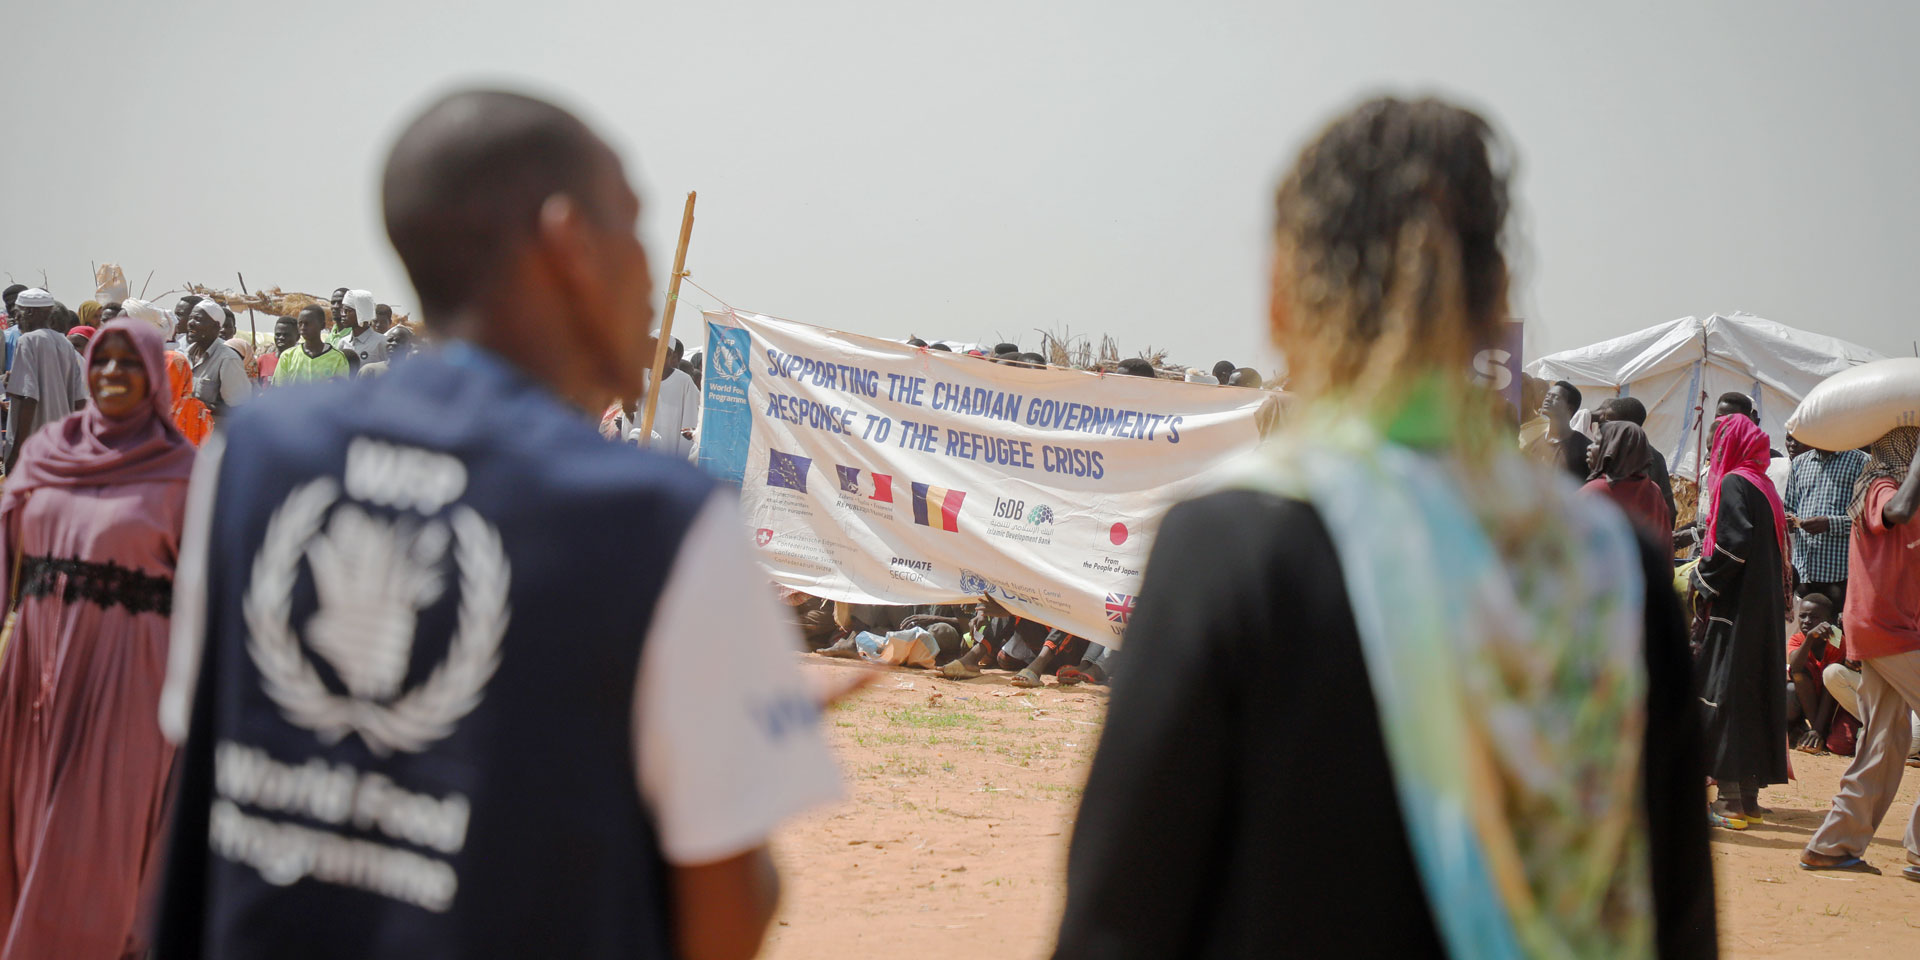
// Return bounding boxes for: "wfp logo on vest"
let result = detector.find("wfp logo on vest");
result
[958,569,993,596]
[242,439,510,756]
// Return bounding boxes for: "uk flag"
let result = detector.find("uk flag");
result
[1104,592,1136,624]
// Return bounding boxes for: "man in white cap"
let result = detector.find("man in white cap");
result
[4,288,89,472]
[185,299,254,425]
[335,289,389,367]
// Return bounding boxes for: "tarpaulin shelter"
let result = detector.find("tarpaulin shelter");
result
[1526,312,1885,479]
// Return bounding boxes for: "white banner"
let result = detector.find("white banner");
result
[697,309,1277,647]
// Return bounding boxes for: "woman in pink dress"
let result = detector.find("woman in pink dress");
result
[0,317,196,959]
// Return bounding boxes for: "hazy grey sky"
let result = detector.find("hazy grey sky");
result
[5,1,1915,371]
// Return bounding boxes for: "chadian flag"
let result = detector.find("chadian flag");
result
[910,482,966,532]
[834,465,894,503]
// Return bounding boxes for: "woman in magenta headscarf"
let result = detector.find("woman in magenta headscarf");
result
[1688,413,1791,829]
[0,318,196,959]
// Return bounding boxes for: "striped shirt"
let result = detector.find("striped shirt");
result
[1783,448,1867,583]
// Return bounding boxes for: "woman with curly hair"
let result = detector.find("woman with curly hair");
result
[1054,97,1715,958]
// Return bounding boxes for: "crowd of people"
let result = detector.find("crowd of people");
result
[0,284,421,461]
[0,87,1914,960]
[1524,371,1920,869]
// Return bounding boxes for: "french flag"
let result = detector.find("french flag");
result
[834,465,894,503]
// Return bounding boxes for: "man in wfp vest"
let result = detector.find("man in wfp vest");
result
[153,89,845,959]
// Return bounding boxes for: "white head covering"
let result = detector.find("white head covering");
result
[1184,369,1219,385]
[120,299,172,334]
[1570,407,1595,439]
[345,289,376,329]
[194,299,227,323]
[14,288,55,309]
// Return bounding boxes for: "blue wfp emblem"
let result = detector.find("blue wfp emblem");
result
[707,327,748,383]
[959,569,993,596]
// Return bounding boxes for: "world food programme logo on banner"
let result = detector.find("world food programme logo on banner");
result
[959,569,993,596]
[707,325,748,382]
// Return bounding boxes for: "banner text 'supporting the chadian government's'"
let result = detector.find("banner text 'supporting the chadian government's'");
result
[696,310,1277,646]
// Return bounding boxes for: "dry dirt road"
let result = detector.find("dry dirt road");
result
[764,658,1920,959]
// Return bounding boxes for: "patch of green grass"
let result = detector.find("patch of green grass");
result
[886,707,983,730]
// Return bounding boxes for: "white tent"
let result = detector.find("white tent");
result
[1526,312,1885,479]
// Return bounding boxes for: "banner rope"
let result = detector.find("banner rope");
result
[677,275,740,317]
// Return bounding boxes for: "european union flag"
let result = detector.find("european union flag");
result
[767,450,812,492]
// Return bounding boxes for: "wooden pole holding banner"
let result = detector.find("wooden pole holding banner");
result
[639,191,697,447]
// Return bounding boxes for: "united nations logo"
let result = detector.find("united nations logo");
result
[708,331,748,382]
[958,569,993,596]
[242,475,511,756]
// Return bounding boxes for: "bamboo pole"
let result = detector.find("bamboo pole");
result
[639,191,697,447]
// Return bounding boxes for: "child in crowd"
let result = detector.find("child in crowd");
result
[1787,593,1844,754]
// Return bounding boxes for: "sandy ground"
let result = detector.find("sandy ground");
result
[765,657,1920,959]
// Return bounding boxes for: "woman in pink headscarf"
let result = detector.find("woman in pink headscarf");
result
[0,318,196,959]
[1687,413,1791,829]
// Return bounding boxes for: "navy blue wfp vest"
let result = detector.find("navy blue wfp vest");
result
[155,346,716,959]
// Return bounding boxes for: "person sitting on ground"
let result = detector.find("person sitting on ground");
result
[938,597,1050,679]
[5,288,90,474]
[1581,419,1672,540]
[815,602,917,658]
[1114,357,1156,378]
[1228,367,1263,389]
[1787,593,1845,754]
[1821,657,1920,763]
[1056,643,1115,686]
[780,589,839,650]
[1010,629,1091,688]
[273,304,356,384]
[1594,397,1675,528]
[1525,379,1590,479]
[1211,360,1237,384]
